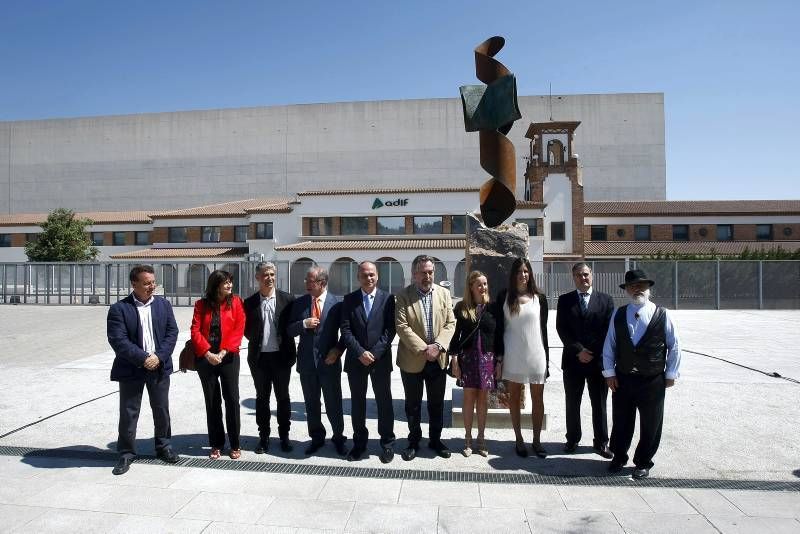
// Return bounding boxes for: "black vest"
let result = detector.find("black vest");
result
[613,304,667,376]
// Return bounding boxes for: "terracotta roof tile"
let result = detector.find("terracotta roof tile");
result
[153,198,292,218]
[515,201,546,209]
[298,187,480,196]
[275,239,466,251]
[585,200,800,216]
[585,240,800,257]
[0,210,159,226]
[110,247,248,259]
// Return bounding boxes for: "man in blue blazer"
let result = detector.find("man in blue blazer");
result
[106,265,180,475]
[286,266,347,456]
[556,262,615,458]
[340,261,396,463]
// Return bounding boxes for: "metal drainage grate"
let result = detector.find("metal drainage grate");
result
[2,445,798,492]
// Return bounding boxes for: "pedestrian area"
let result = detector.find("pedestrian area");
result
[0,306,799,533]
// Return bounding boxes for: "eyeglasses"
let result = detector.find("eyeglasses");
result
[305,278,321,284]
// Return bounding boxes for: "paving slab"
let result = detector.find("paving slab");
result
[256,497,354,530]
[613,512,718,533]
[718,489,800,519]
[0,503,48,533]
[705,515,800,534]
[344,502,438,533]
[478,483,565,510]
[10,508,127,534]
[110,515,210,534]
[437,505,530,533]
[676,489,744,516]
[557,486,652,513]
[525,509,624,533]
[634,488,697,514]
[316,476,402,505]
[398,479,481,507]
[174,490,276,524]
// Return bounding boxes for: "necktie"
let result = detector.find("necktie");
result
[580,293,589,313]
[363,293,372,318]
[312,297,321,320]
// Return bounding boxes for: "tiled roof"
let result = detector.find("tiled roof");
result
[585,200,800,216]
[585,240,800,257]
[515,201,546,209]
[0,210,159,226]
[298,187,480,196]
[275,239,466,251]
[153,198,292,218]
[110,247,248,259]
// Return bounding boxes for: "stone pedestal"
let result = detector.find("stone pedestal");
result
[464,212,529,409]
[451,387,547,430]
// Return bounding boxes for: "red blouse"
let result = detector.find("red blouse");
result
[190,296,246,357]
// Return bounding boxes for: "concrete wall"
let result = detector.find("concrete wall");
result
[0,93,665,214]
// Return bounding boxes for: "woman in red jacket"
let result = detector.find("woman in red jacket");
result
[191,269,246,459]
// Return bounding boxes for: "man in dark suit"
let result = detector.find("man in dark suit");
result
[340,261,396,463]
[286,266,347,456]
[107,265,180,475]
[244,262,296,454]
[556,262,615,458]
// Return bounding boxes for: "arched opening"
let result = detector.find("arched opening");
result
[290,258,316,296]
[221,263,242,295]
[376,257,404,294]
[187,264,209,296]
[160,264,177,295]
[329,257,358,295]
[547,139,564,166]
[430,257,447,286]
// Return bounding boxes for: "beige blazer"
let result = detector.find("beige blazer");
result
[395,283,456,373]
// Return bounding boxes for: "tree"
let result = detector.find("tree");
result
[25,208,99,261]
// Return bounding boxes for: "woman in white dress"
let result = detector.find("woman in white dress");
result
[495,257,550,457]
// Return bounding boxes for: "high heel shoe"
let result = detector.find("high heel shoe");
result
[209,448,221,460]
[531,442,548,458]
[476,437,488,457]
[515,440,529,458]
[462,436,473,457]
[229,449,241,460]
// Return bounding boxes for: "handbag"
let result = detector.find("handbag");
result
[178,340,196,372]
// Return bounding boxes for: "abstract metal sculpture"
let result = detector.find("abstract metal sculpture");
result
[460,36,522,228]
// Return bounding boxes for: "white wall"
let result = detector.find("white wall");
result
[543,173,572,254]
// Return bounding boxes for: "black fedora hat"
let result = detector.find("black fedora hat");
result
[619,269,655,289]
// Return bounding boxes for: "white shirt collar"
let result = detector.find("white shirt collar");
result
[133,293,154,307]
[361,288,377,298]
[577,287,593,296]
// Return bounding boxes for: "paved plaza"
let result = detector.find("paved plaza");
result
[0,306,799,532]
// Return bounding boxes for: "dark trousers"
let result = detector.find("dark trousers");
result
[609,372,666,469]
[348,368,395,449]
[401,360,446,446]
[563,367,609,447]
[299,369,345,445]
[117,375,172,459]
[248,351,292,440]
[196,355,241,450]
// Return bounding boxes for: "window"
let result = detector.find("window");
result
[550,221,566,241]
[91,232,104,246]
[202,226,221,243]
[756,224,773,241]
[234,225,248,242]
[413,216,443,234]
[716,224,733,241]
[672,224,689,241]
[516,218,538,236]
[112,232,126,246]
[135,231,150,246]
[309,217,334,236]
[0,234,10,247]
[255,222,274,239]
[634,225,651,241]
[590,225,607,241]
[377,216,405,235]
[449,215,466,234]
[168,227,187,243]
[341,217,368,235]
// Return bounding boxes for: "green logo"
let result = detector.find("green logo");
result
[372,198,384,209]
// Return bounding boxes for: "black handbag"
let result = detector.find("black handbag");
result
[178,340,196,372]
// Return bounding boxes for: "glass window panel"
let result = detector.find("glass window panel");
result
[135,231,150,245]
[413,216,442,234]
[634,225,651,241]
[113,231,126,246]
[516,218,538,237]
[234,225,248,242]
[550,222,566,241]
[91,232,104,246]
[716,224,733,241]
[202,226,221,243]
[310,217,333,236]
[255,222,274,239]
[341,217,369,235]
[756,224,772,240]
[449,215,466,234]
[377,217,405,235]
[590,225,607,240]
[0,234,10,247]
[168,227,187,243]
[672,225,689,241]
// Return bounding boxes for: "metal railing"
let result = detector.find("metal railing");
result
[1,260,798,309]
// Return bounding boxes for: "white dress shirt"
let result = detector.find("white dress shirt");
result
[134,294,156,355]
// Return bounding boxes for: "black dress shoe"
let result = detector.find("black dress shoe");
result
[429,440,451,459]
[254,439,269,454]
[593,444,613,459]
[346,447,365,461]
[401,446,418,461]
[515,443,529,458]
[112,456,133,475]
[156,448,180,464]
[379,447,394,464]
[633,467,650,479]
[280,439,293,453]
[305,441,324,455]
[608,459,625,473]
[563,441,578,453]
[334,441,348,456]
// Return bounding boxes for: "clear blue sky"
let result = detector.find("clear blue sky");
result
[1,0,796,200]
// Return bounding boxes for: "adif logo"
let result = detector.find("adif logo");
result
[372,198,408,209]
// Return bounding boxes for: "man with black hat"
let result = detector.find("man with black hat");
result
[602,269,681,479]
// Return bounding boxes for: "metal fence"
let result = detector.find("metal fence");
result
[1,260,798,309]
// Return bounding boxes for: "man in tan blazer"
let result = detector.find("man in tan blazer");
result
[395,255,456,461]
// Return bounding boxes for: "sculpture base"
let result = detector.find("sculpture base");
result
[451,387,547,430]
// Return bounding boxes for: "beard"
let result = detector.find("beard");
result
[630,288,651,305]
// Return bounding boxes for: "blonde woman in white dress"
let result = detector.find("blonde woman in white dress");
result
[495,257,550,458]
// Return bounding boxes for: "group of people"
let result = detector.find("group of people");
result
[107,256,681,481]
